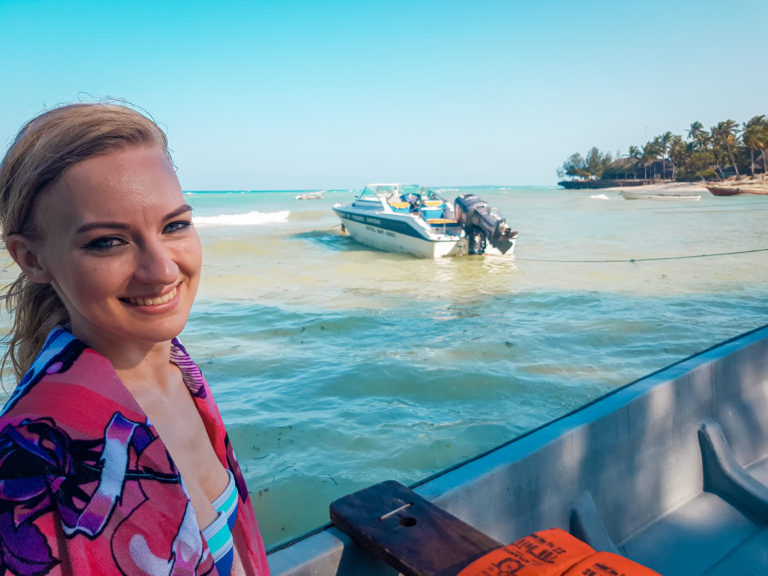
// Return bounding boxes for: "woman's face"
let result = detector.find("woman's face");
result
[24,145,202,356]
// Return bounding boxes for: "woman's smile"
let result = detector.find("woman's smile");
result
[122,285,180,307]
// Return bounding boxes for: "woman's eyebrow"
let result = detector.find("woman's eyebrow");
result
[165,204,194,220]
[75,204,194,234]
[75,220,129,234]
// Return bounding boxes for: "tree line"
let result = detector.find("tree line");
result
[558,115,768,182]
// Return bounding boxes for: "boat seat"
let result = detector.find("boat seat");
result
[569,492,621,555]
[698,420,768,522]
[420,208,443,219]
[390,201,412,213]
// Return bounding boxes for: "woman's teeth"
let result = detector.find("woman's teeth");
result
[129,287,177,306]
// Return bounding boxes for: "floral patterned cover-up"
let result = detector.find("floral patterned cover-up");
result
[0,326,270,575]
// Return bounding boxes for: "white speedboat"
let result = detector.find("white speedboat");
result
[332,184,517,258]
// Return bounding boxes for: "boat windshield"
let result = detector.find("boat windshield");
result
[359,184,445,203]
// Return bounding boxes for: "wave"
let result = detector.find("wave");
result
[193,210,290,227]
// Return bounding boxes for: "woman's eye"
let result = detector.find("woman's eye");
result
[83,237,125,251]
[164,220,191,234]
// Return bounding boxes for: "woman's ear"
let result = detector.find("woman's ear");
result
[4,234,53,283]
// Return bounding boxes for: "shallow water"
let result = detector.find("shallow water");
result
[2,186,767,549]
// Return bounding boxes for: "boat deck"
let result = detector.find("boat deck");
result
[624,492,768,574]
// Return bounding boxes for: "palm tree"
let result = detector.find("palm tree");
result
[627,145,641,179]
[668,135,687,180]
[687,121,709,150]
[742,115,768,177]
[641,139,662,180]
[711,120,740,176]
[659,131,672,179]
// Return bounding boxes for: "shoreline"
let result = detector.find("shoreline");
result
[576,178,768,195]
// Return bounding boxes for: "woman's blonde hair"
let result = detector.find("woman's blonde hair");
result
[0,102,169,381]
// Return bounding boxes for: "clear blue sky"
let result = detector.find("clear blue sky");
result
[2,0,767,190]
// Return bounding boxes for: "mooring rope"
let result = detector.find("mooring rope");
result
[515,247,768,264]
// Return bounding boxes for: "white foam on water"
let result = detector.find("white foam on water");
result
[193,210,290,227]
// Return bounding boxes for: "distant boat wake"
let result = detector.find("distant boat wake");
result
[193,210,290,227]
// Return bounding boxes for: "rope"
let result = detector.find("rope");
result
[515,247,768,264]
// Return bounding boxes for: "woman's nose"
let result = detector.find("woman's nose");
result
[135,241,179,283]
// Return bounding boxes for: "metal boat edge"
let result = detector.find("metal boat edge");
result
[268,323,768,575]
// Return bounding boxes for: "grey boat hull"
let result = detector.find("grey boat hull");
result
[268,324,768,575]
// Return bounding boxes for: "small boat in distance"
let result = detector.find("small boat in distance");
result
[332,183,518,258]
[620,189,701,201]
[296,190,325,200]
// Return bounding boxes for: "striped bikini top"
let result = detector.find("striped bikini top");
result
[202,469,239,575]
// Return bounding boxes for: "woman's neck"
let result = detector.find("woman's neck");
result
[72,331,176,396]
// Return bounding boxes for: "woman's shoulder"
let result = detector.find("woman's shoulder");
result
[1,326,144,435]
[1,326,89,415]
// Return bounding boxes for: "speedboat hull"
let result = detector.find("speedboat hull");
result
[334,205,470,258]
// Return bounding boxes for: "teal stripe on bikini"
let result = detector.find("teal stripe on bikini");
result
[204,513,233,558]
[207,529,231,557]
[216,484,238,516]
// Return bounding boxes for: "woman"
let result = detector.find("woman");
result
[0,103,269,575]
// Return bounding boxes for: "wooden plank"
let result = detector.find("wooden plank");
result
[329,480,502,576]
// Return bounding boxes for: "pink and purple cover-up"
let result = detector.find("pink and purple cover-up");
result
[0,326,269,575]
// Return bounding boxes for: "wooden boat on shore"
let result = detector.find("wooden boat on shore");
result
[620,189,701,201]
[268,323,768,575]
[706,185,741,197]
[706,184,768,196]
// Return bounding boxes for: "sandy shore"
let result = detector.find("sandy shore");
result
[602,178,768,195]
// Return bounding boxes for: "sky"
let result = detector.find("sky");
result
[1,0,767,190]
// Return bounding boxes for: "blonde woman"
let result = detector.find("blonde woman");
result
[0,103,269,575]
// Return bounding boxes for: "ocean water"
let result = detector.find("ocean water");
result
[2,186,768,550]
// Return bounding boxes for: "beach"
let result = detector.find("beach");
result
[601,178,768,195]
[1,185,767,549]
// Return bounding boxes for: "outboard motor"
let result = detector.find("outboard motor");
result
[454,194,518,255]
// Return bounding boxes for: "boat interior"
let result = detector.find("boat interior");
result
[268,324,768,575]
[385,190,461,231]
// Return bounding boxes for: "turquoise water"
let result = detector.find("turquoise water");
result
[2,186,768,549]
